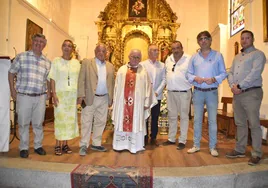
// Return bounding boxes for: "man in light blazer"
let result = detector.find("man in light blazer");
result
[77,43,115,156]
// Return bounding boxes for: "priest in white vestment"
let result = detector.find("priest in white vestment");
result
[112,49,157,153]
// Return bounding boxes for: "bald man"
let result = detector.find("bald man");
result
[112,49,157,153]
[77,44,115,156]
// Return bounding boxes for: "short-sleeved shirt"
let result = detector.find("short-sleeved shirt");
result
[9,50,51,94]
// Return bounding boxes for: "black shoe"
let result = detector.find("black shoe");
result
[162,140,176,146]
[150,139,159,146]
[144,137,149,146]
[34,147,46,155]
[20,150,29,158]
[226,150,245,158]
[177,143,185,150]
[90,145,107,152]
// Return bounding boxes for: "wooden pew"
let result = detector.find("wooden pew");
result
[217,97,236,137]
[260,118,268,144]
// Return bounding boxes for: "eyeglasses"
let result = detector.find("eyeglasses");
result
[172,63,176,72]
[131,56,141,60]
[198,37,210,42]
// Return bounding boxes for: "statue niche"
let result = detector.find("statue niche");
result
[95,0,180,71]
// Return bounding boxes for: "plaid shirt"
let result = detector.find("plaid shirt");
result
[9,51,51,94]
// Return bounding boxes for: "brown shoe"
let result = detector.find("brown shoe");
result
[162,140,175,146]
[248,156,261,166]
[150,139,159,146]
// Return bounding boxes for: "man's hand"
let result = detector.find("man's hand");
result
[231,84,242,95]
[144,106,149,110]
[77,97,85,105]
[204,78,214,85]
[155,92,158,97]
[194,76,204,84]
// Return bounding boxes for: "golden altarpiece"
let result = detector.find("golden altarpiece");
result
[95,0,180,71]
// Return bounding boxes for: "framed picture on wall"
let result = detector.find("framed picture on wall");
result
[25,19,43,51]
[263,0,268,42]
[230,0,245,36]
[128,0,147,19]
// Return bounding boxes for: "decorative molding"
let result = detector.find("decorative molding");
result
[211,23,227,37]
[240,0,254,7]
[17,0,72,39]
[263,0,268,42]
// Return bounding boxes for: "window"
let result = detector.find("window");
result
[230,0,245,36]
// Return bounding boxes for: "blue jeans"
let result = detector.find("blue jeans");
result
[193,89,218,149]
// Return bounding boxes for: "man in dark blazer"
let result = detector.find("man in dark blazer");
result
[77,43,115,156]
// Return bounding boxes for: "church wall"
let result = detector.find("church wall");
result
[0,0,72,60]
[208,0,268,117]
[0,0,10,56]
[25,0,71,32]
[69,0,209,59]
[167,0,209,55]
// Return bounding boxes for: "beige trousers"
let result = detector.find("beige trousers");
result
[167,90,191,143]
[80,95,108,147]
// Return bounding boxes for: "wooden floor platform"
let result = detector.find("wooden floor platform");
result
[5,120,268,168]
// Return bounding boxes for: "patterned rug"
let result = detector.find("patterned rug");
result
[71,165,153,188]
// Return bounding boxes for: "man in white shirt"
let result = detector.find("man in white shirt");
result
[140,44,166,146]
[163,41,192,150]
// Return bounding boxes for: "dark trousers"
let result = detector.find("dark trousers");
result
[145,100,161,140]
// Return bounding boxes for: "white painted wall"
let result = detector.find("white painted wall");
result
[0,0,72,60]
[208,0,268,117]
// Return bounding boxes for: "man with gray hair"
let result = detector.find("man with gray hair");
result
[112,49,157,153]
[140,44,166,146]
[8,33,51,158]
[77,43,115,156]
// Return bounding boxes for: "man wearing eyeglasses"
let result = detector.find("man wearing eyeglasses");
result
[187,31,227,157]
[8,33,51,158]
[140,44,166,146]
[112,49,157,153]
[162,41,192,150]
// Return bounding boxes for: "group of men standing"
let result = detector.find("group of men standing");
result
[6,29,266,166]
[136,30,266,166]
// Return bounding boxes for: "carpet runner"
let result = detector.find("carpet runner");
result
[71,165,153,188]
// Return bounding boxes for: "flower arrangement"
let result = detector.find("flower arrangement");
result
[160,89,168,116]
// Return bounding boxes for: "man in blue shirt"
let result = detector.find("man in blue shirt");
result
[187,31,227,157]
[226,30,266,165]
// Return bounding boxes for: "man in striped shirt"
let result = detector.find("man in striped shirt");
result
[8,33,51,158]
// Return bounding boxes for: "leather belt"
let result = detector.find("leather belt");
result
[95,94,107,97]
[169,90,188,93]
[241,86,261,93]
[194,87,217,92]
[18,92,46,97]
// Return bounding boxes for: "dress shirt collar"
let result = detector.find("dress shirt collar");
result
[95,57,106,65]
[28,50,46,60]
[241,45,256,54]
[170,54,186,65]
[149,59,160,66]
